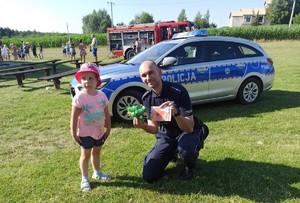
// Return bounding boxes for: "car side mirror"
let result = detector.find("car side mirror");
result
[160,57,177,67]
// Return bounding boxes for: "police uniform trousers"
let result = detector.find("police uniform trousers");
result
[142,132,201,183]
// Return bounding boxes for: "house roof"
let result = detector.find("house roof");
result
[229,8,266,18]
[264,0,272,7]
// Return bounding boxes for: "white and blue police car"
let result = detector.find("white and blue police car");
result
[70,30,275,122]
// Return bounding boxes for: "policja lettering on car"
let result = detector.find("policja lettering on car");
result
[161,71,197,83]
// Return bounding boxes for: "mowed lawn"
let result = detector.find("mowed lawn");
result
[0,42,299,203]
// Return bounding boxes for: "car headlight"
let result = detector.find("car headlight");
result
[96,78,111,90]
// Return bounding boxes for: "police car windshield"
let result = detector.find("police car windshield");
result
[126,42,178,65]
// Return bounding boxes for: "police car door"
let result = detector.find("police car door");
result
[206,41,247,99]
[161,42,210,102]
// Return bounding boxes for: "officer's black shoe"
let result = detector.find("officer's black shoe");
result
[179,166,194,180]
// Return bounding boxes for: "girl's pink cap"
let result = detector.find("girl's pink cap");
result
[75,62,102,87]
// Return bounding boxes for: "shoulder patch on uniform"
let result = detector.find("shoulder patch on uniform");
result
[142,90,151,100]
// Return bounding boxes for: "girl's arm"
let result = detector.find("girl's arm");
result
[104,106,111,138]
[70,105,82,144]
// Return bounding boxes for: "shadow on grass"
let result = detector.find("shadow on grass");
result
[0,82,15,88]
[95,158,300,202]
[21,81,74,93]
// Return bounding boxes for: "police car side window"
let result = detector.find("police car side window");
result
[207,41,240,61]
[167,42,205,65]
[236,43,264,58]
[205,41,264,62]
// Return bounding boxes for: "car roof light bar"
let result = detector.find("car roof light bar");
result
[172,29,208,40]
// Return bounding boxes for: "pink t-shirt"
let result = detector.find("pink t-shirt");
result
[72,91,109,140]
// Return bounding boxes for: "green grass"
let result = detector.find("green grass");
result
[0,42,299,203]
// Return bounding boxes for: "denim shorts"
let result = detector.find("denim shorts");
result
[80,136,105,149]
[92,48,97,56]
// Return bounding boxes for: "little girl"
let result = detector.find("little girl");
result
[70,62,111,191]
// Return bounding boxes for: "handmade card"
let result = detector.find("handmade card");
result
[150,106,172,121]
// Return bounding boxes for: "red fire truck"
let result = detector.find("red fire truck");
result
[107,21,193,59]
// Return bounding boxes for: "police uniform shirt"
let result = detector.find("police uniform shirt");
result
[142,80,193,138]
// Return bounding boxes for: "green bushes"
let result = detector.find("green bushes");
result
[2,25,300,48]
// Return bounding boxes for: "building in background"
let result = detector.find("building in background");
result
[229,0,272,27]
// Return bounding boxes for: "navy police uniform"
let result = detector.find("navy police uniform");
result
[142,80,202,183]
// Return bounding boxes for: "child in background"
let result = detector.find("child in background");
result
[24,42,31,60]
[79,39,87,63]
[38,44,43,59]
[10,44,18,60]
[62,43,67,58]
[66,42,71,59]
[2,44,10,60]
[0,40,3,62]
[68,38,76,61]
[70,62,111,191]
[32,44,38,58]
[18,46,25,60]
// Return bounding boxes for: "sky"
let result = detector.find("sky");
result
[1,0,267,34]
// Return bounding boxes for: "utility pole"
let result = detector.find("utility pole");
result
[289,0,296,27]
[107,2,115,27]
[66,22,69,34]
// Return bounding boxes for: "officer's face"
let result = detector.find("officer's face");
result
[139,61,161,90]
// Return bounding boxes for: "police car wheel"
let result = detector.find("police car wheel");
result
[113,89,143,123]
[237,77,261,104]
[126,49,136,60]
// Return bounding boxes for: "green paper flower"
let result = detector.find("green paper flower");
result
[127,105,147,120]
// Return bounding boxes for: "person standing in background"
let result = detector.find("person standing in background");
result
[0,40,3,62]
[2,44,10,61]
[79,39,87,63]
[32,43,38,58]
[62,43,67,58]
[135,38,142,54]
[24,42,31,60]
[10,43,18,60]
[66,42,71,59]
[38,43,44,59]
[68,38,76,61]
[167,26,173,40]
[90,34,98,62]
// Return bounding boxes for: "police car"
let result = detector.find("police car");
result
[70,30,275,123]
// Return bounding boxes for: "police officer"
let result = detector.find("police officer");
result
[133,60,202,183]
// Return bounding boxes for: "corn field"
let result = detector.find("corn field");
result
[1,33,107,48]
[209,24,300,40]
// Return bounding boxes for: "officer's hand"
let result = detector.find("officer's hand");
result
[133,117,147,129]
[160,101,177,115]
[159,101,173,108]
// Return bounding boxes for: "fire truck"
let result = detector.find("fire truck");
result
[107,21,193,59]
